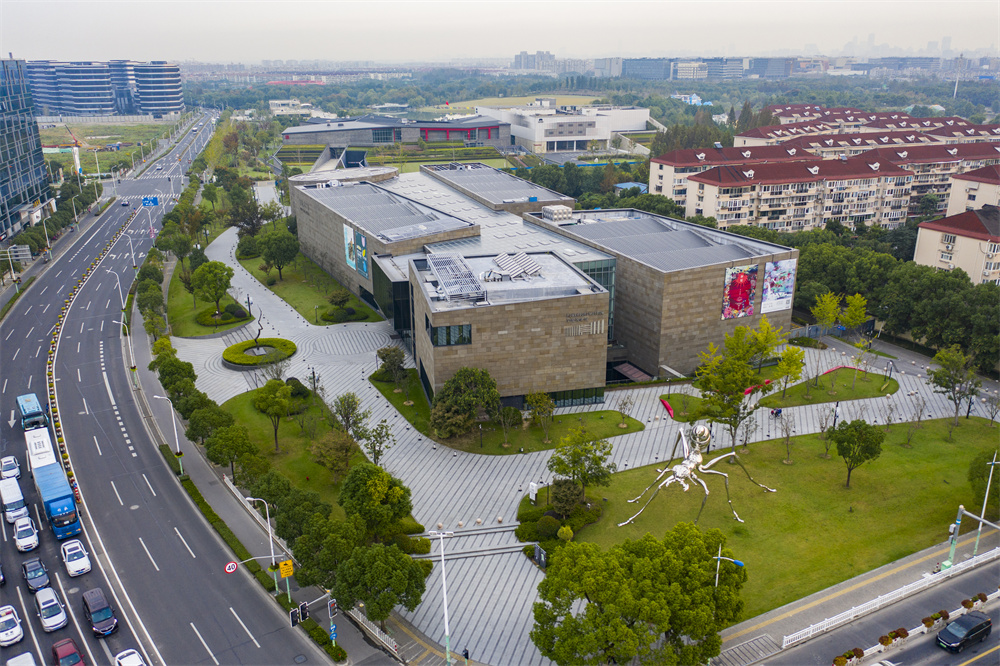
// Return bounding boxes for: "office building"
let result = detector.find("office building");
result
[1,59,56,242]
[133,62,183,115]
[476,101,648,154]
[25,60,183,117]
[622,58,672,80]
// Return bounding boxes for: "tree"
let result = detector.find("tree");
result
[829,419,884,489]
[811,291,841,336]
[274,487,331,545]
[531,523,745,666]
[191,261,234,314]
[495,406,523,447]
[361,419,395,466]
[333,543,426,631]
[749,315,784,371]
[840,293,868,341]
[429,367,500,437]
[546,428,617,501]
[735,101,754,133]
[205,424,256,481]
[186,404,235,445]
[331,392,371,441]
[376,346,405,382]
[929,345,982,428]
[311,428,356,473]
[293,513,366,589]
[525,391,555,443]
[779,412,796,464]
[258,227,299,280]
[776,345,805,398]
[968,448,1000,520]
[918,193,940,217]
[338,463,413,541]
[615,394,635,427]
[254,379,292,452]
[328,288,351,313]
[202,183,219,211]
[696,324,776,455]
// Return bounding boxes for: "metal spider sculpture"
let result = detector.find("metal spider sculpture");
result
[618,425,776,527]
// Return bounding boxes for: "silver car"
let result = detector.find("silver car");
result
[60,540,92,577]
[13,517,38,552]
[34,588,68,632]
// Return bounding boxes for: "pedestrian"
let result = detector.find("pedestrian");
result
[463,648,469,664]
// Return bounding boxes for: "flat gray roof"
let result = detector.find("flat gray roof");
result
[381,172,612,263]
[423,163,574,207]
[296,181,475,243]
[555,210,792,272]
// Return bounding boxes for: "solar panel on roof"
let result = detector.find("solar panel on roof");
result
[513,252,541,276]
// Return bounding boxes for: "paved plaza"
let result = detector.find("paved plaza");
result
[165,227,997,665]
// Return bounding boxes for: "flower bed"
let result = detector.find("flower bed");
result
[222,338,297,366]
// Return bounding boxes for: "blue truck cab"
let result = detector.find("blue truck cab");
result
[16,394,48,430]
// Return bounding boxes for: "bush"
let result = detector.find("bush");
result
[195,307,250,327]
[417,559,433,577]
[523,544,536,559]
[895,628,908,639]
[266,276,277,286]
[789,336,828,350]
[537,515,561,540]
[566,501,603,532]
[328,644,347,662]
[286,377,311,399]
[962,598,974,609]
[222,338,297,365]
[977,592,988,602]
[833,657,846,666]
[220,312,235,322]
[515,521,539,542]
[878,635,892,646]
[236,235,259,259]
[922,616,935,627]
[518,503,546,524]
[557,525,573,542]
[851,648,863,659]
[396,516,425,534]
[939,609,950,621]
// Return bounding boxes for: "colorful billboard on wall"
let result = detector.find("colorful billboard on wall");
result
[721,264,758,320]
[761,259,797,314]
[343,225,356,270]
[355,231,369,278]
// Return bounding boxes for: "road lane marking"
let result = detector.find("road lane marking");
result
[26,326,34,338]
[1,379,5,394]
[26,375,31,389]
[86,300,91,310]
[34,345,40,358]
[105,299,110,310]
[39,286,48,295]
[55,571,99,666]
[80,321,84,333]
[956,644,999,666]
[4,329,12,340]
[17,586,44,665]
[175,527,196,558]
[100,320,104,332]
[190,623,219,665]
[77,342,80,353]
[142,474,156,496]
[138,537,160,571]
[77,368,81,382]
[110,480,123,506]
[12,348,18,360]
[55,270,62,277]
[42,304,50,314]
[102,371,116,406]
[229,607,260,648]
[92,435,102,455]
[82,398,89,415]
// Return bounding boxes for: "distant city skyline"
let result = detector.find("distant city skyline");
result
[2,0,996,64]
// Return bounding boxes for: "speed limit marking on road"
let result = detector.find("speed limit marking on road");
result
[224,561,238,574]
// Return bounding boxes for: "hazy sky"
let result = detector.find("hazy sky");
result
[2,0,997,63]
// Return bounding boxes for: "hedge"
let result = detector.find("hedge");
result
[0,276,37,321]
[196,307,251,327]
[222,338,297,366]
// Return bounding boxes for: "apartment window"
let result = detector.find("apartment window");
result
[940,252,953,262]
[989,243,1000,254]
[968,194,976,202]
[942,234,957,244]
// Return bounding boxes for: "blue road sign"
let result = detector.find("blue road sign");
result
[142,196,159,207]
[329,625,336,640]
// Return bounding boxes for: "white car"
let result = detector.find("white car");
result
[13,517,39,552]
[34,587,68,632]
[60,539,92,576]
[114,649,147,666]
[0,604,24,646]
[0,456,19,480]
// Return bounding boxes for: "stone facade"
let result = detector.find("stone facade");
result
[411,267,609,399]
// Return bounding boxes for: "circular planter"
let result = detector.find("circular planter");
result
[222,338,297,370]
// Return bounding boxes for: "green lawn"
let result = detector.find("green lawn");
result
[41,122,185,175]
[660,393,707,423]
[397,158,512,173]
[221,391,365,521]
[238,253,382,325]
[371,371,645,454]
[760,368,899,409]
[573,417,998,620]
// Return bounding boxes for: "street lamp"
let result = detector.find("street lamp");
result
[246,496,278,590]
[712,543,744,587]
[125,234,137,270]
[106,268,125,312]
[153,395,184,476]
[70,193,82,226]
[973,452,998,556]
[428,531,455,665]
[114,319,137,388]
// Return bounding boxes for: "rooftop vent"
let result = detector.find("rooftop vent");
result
[713,142,723,149]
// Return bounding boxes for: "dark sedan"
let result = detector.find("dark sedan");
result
[937,610,992,652]
[21,557,49,592]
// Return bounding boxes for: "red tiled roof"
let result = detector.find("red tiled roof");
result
[782,130,940,151]
[921,124,1000,139]
[651,145,812,167]
[951,164,1000,185]
[738,121,837,140]
[863,116,973,131]
[688,157,910,187]
[857,142,1000,164]
[918,205,1000,241]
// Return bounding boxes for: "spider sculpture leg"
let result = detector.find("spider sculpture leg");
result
[697,466,743,522]
[689,473,713,525]
[701,452,777,493]
[627,467,671,504]
[618,475,681,527]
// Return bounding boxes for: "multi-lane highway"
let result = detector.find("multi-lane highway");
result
[1,112,330,665]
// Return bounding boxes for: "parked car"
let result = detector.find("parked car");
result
[60,540,92,577]
[937,610,992,652]
[121,200,129,206]
[51,638,85,666]
[82,588,118,636]
[113,649,147,666]
[21,557,49,592]
[0,604,24,647]
[13,516,39,552]
[34,587,68,632]
[1,456,20,479]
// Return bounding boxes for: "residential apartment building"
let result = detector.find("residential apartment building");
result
[735,121,838,146]
[685,157,912,231]
[858,142,1000,216]
[25,60,183,116]
[649,145,813,207]
[946,165,1000,216]
[920,124,1000,144]
[1,58,55,241]
[913,205,1000,284]
[781,130,942,159]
